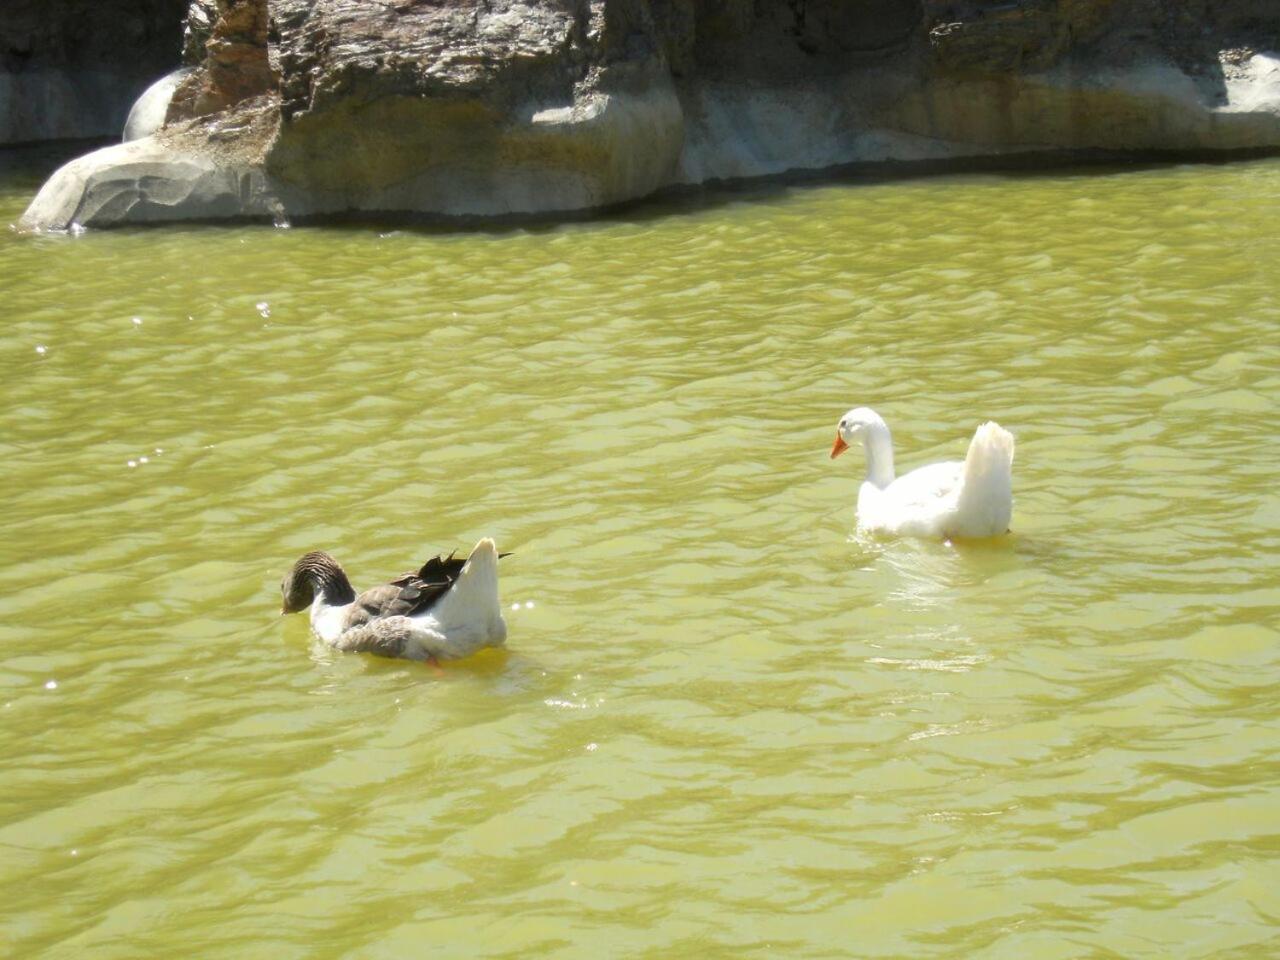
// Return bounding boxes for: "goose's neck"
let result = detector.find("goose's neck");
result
[862,422,896,489]
[297,552,357,607]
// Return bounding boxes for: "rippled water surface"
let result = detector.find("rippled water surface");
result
[3,146,1279,958]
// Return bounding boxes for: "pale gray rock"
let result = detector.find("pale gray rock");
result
[123,69,193,142]
[1222,51,1280,116]
[17,136,281,231]
[891,53,1280,155]
[18,82,682,229]
[676,52,1280,185]
[268,84,684,218]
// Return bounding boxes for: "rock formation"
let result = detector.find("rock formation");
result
[15,0,1280,230]
[123,69,193,142]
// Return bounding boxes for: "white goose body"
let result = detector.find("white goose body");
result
[831,408,1014,539]
[283,538,507,662]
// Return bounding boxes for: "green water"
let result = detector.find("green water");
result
[2,147,1279,958]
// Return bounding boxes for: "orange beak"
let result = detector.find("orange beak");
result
[830,435,848,459]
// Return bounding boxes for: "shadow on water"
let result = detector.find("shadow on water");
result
[294,145,1280,237]
[5,136,1277,238]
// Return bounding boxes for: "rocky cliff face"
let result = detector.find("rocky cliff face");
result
[260,0,683,215]
[16,0,1280,230]
[0,0,184,144]
[168,0,274,120]
[923,0,1277,75]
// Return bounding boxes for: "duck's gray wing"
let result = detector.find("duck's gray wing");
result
[344,582,423,625]
[344,553,472,626]
[330,616,422,659]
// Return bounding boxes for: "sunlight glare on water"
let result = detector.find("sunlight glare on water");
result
[2,145,1279,958]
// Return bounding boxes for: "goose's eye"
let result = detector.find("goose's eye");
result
[839,420,847,430]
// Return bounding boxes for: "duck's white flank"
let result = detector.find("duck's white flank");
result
[397,537,507,660]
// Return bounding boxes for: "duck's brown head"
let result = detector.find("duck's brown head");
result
[280,551,350,614]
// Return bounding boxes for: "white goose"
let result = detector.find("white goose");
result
[830,408,1015,539]
[280,538,507,663]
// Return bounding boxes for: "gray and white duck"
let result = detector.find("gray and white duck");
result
[280,538,508,664]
